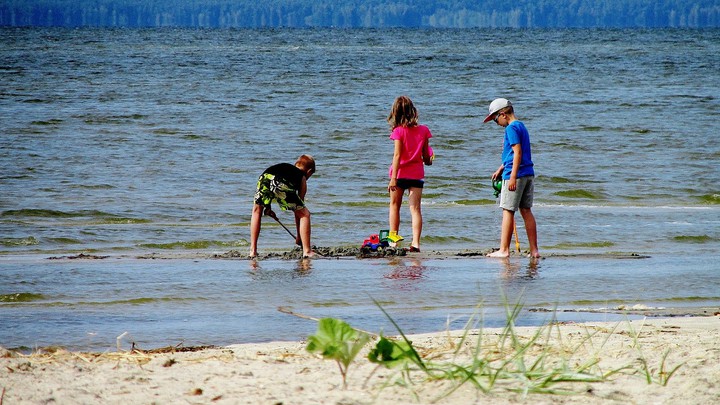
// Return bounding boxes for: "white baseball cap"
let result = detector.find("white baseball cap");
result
[483,98,512,123]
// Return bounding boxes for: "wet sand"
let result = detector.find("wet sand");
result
[59,246,653,261]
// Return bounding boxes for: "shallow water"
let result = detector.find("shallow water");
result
[1,27,719,351]
[1,253,717,352]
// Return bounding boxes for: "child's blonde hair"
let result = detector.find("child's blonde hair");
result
[295,154,316,175]
[498,105,514,116]
[387,96,419,129]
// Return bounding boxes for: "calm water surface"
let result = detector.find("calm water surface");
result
[2,253,717,352]
[1,27,719,351]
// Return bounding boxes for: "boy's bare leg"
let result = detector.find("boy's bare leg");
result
[388,187,403,234]
[487,209,514,258]
[249,204,264,257]
[407,187,423,248]
[294,207,314,257]
[520,207,540,258]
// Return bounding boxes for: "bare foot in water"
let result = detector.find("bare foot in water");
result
[528,251,541,259]
[487,250,510,258]
[302,251,316,259]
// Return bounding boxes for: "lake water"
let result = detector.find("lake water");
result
[1,27,719,351]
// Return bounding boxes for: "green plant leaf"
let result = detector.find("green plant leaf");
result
[368,335,416,369]
[370,297,428,372]
[306,317,370,387]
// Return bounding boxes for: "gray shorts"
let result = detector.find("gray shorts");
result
[499,176,534,212]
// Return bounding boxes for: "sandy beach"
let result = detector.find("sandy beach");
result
[2,315,719,405]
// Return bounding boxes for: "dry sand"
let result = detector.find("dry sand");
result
[2,316,719,405]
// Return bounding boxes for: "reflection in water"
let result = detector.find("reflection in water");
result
[499,257,541,281]
[527,258,540,276]
[246,258,313,280]
[295,258,313,275]
[384,258,428,290]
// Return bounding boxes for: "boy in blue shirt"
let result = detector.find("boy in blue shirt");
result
[484,98,540,258]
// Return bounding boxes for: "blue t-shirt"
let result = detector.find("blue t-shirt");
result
[501,120,534,180]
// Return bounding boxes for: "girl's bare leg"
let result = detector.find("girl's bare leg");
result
[407,187,423,249]
[389,187,403,235]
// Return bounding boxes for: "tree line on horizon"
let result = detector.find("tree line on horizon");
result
[1,0,719,28]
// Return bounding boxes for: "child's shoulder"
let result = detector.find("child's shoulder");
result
[409,124,431,133]
[417,124,432,137]
[508,120,528,131]
[391,124,431,138]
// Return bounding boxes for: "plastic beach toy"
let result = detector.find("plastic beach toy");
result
[492,178,502,198]
[362,233,390,251]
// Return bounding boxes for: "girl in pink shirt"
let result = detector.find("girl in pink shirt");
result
[386,96,434,252]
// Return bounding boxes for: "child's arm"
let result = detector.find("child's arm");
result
[264,205,275,218]
[422,139,434,165]
[295,177,308,247]
[508,144,522,191]
[388,139,402,191]
[492,164,504,180]
[298,176,308,201]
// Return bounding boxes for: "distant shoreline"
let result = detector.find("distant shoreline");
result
[2,1,718,29]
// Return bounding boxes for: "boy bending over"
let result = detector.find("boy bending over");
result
[249,155,316,258]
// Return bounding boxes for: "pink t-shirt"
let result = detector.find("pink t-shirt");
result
[388,125,433,180]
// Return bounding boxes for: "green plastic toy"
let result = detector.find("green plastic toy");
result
[492,178,502,198]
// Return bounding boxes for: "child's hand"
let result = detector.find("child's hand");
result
[423,145,435,165]
[388,179,397,192]
[264,207,277,219]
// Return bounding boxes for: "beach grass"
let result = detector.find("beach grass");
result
[624,319,685,386]
[304,297,684,401]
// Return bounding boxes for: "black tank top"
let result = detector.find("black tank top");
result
[263,163,304,189]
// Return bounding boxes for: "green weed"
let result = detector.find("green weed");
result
[306,317,370,388]
[301,299,683,399]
